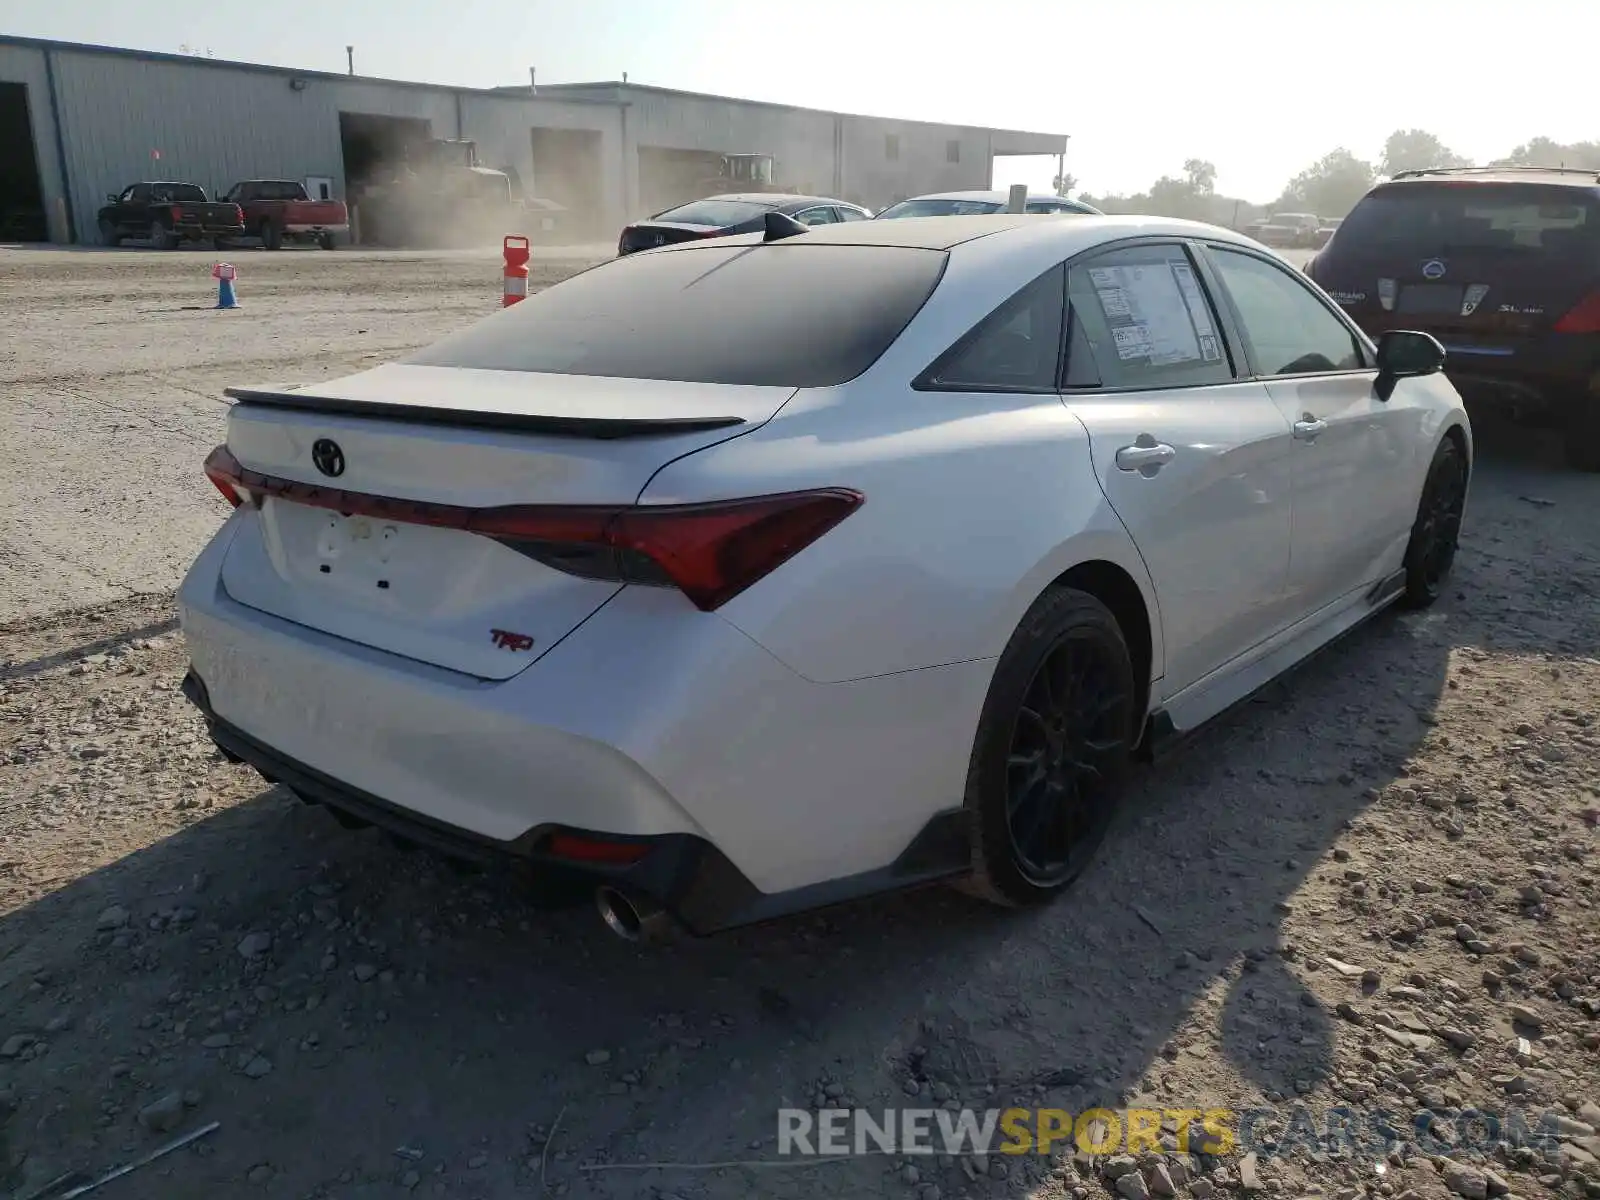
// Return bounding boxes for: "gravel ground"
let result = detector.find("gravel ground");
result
[0,244,610,622]
[3,246,1600,1200]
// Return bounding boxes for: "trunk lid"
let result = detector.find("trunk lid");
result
[178,202,240,225]
[282,199,348,225]
[217,363,793,680]
[1315,180,1600,353]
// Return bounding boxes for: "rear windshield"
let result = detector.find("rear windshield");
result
[651,199,776,226]
[150,183,206,203]
[255,181,306,200]
[877,198,1002,219]
[1337,183,1600,253]
[404,243,949,388]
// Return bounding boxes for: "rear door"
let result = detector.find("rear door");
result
[1060,241,1298,697]
[1202,242,1414,615]
[1313,181,1600,357]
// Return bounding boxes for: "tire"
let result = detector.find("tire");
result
[318,233,336,251]
[958,586,1138,907]
[1563,397,1600,472]
[148,221,175,250]
[98,218,120,247]
[262,221,283,251]
[1398,436,1469,609]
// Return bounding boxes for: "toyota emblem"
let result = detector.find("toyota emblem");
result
[311,438,345,478]
[1422,259,1447,280]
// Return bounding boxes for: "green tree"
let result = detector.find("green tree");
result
[1276,148,1377,219]
[1380,129,1469,177]
[1183,159,1217,195]
[1493,137,1600,171]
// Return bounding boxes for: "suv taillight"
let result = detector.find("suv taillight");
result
[1553,292,1600,334]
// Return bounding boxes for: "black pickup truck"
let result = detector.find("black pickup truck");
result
[96,182,246,249]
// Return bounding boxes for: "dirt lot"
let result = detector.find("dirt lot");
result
[0,244,610,622]
[4,247,1600,1200]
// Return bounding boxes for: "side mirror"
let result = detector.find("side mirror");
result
[1375,330,1445,401]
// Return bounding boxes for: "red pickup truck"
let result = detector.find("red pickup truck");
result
[221,180,349,250]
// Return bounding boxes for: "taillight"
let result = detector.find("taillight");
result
[203,446,246,507]
[1554,291,1600,334]
[541,833,649,865]
[200,445,862,611]
[232,204,243,223]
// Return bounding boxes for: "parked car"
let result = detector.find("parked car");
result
[876,190,1102,218]
[1251,212,1322,248]
[1313,216,1343,248]
[616,193,871,255]
[181,213,1470,941]
[222,180,348,250]
[1305,165,1600,471]
[96,182,245,249]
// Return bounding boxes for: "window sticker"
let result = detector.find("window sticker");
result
[1169,262,1223,361]
[1090,263,1205,365]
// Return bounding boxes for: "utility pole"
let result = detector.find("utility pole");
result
[346,45,354,76]
[529,66,536,94]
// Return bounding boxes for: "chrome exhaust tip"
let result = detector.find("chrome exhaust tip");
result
[595,885,675,943]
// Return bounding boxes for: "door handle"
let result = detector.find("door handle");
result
[1115,438,1177,474]
[1292,415,1328,441]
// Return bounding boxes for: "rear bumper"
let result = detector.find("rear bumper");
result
[181,668,967,934]
[176,518,985,930]
[177,223,246,238]
[284,223,349,235]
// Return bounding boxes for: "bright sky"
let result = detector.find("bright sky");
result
[5,0,1592,202]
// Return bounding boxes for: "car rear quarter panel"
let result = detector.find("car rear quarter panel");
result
[639,383,1161,686]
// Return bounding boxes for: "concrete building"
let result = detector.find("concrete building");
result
[0,34,1067,246]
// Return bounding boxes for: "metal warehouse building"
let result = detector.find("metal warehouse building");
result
[0,34,1068,245]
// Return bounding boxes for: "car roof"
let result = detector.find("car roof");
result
[650,212,1259,254]
[1381,166,1600,189]
[700,192,862,209]
[899,189,1076,204]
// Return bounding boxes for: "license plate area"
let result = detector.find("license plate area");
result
[1397,284,1464,315]
[312,512,403,594]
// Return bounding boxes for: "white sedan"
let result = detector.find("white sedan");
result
[179,212,1471,940]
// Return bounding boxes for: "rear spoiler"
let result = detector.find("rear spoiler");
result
[221,386,746,440]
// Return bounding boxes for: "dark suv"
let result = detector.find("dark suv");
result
[1305,166,1600,470]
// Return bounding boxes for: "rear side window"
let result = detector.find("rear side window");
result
[916,265,1065,392]
[652,199,774,226]
[1336,183,1600,254]
[1065,245,1234,390]
[405,243,948,388]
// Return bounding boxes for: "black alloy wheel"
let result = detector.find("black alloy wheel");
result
[1400,437,1467,608]
[962,587,1136,906]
